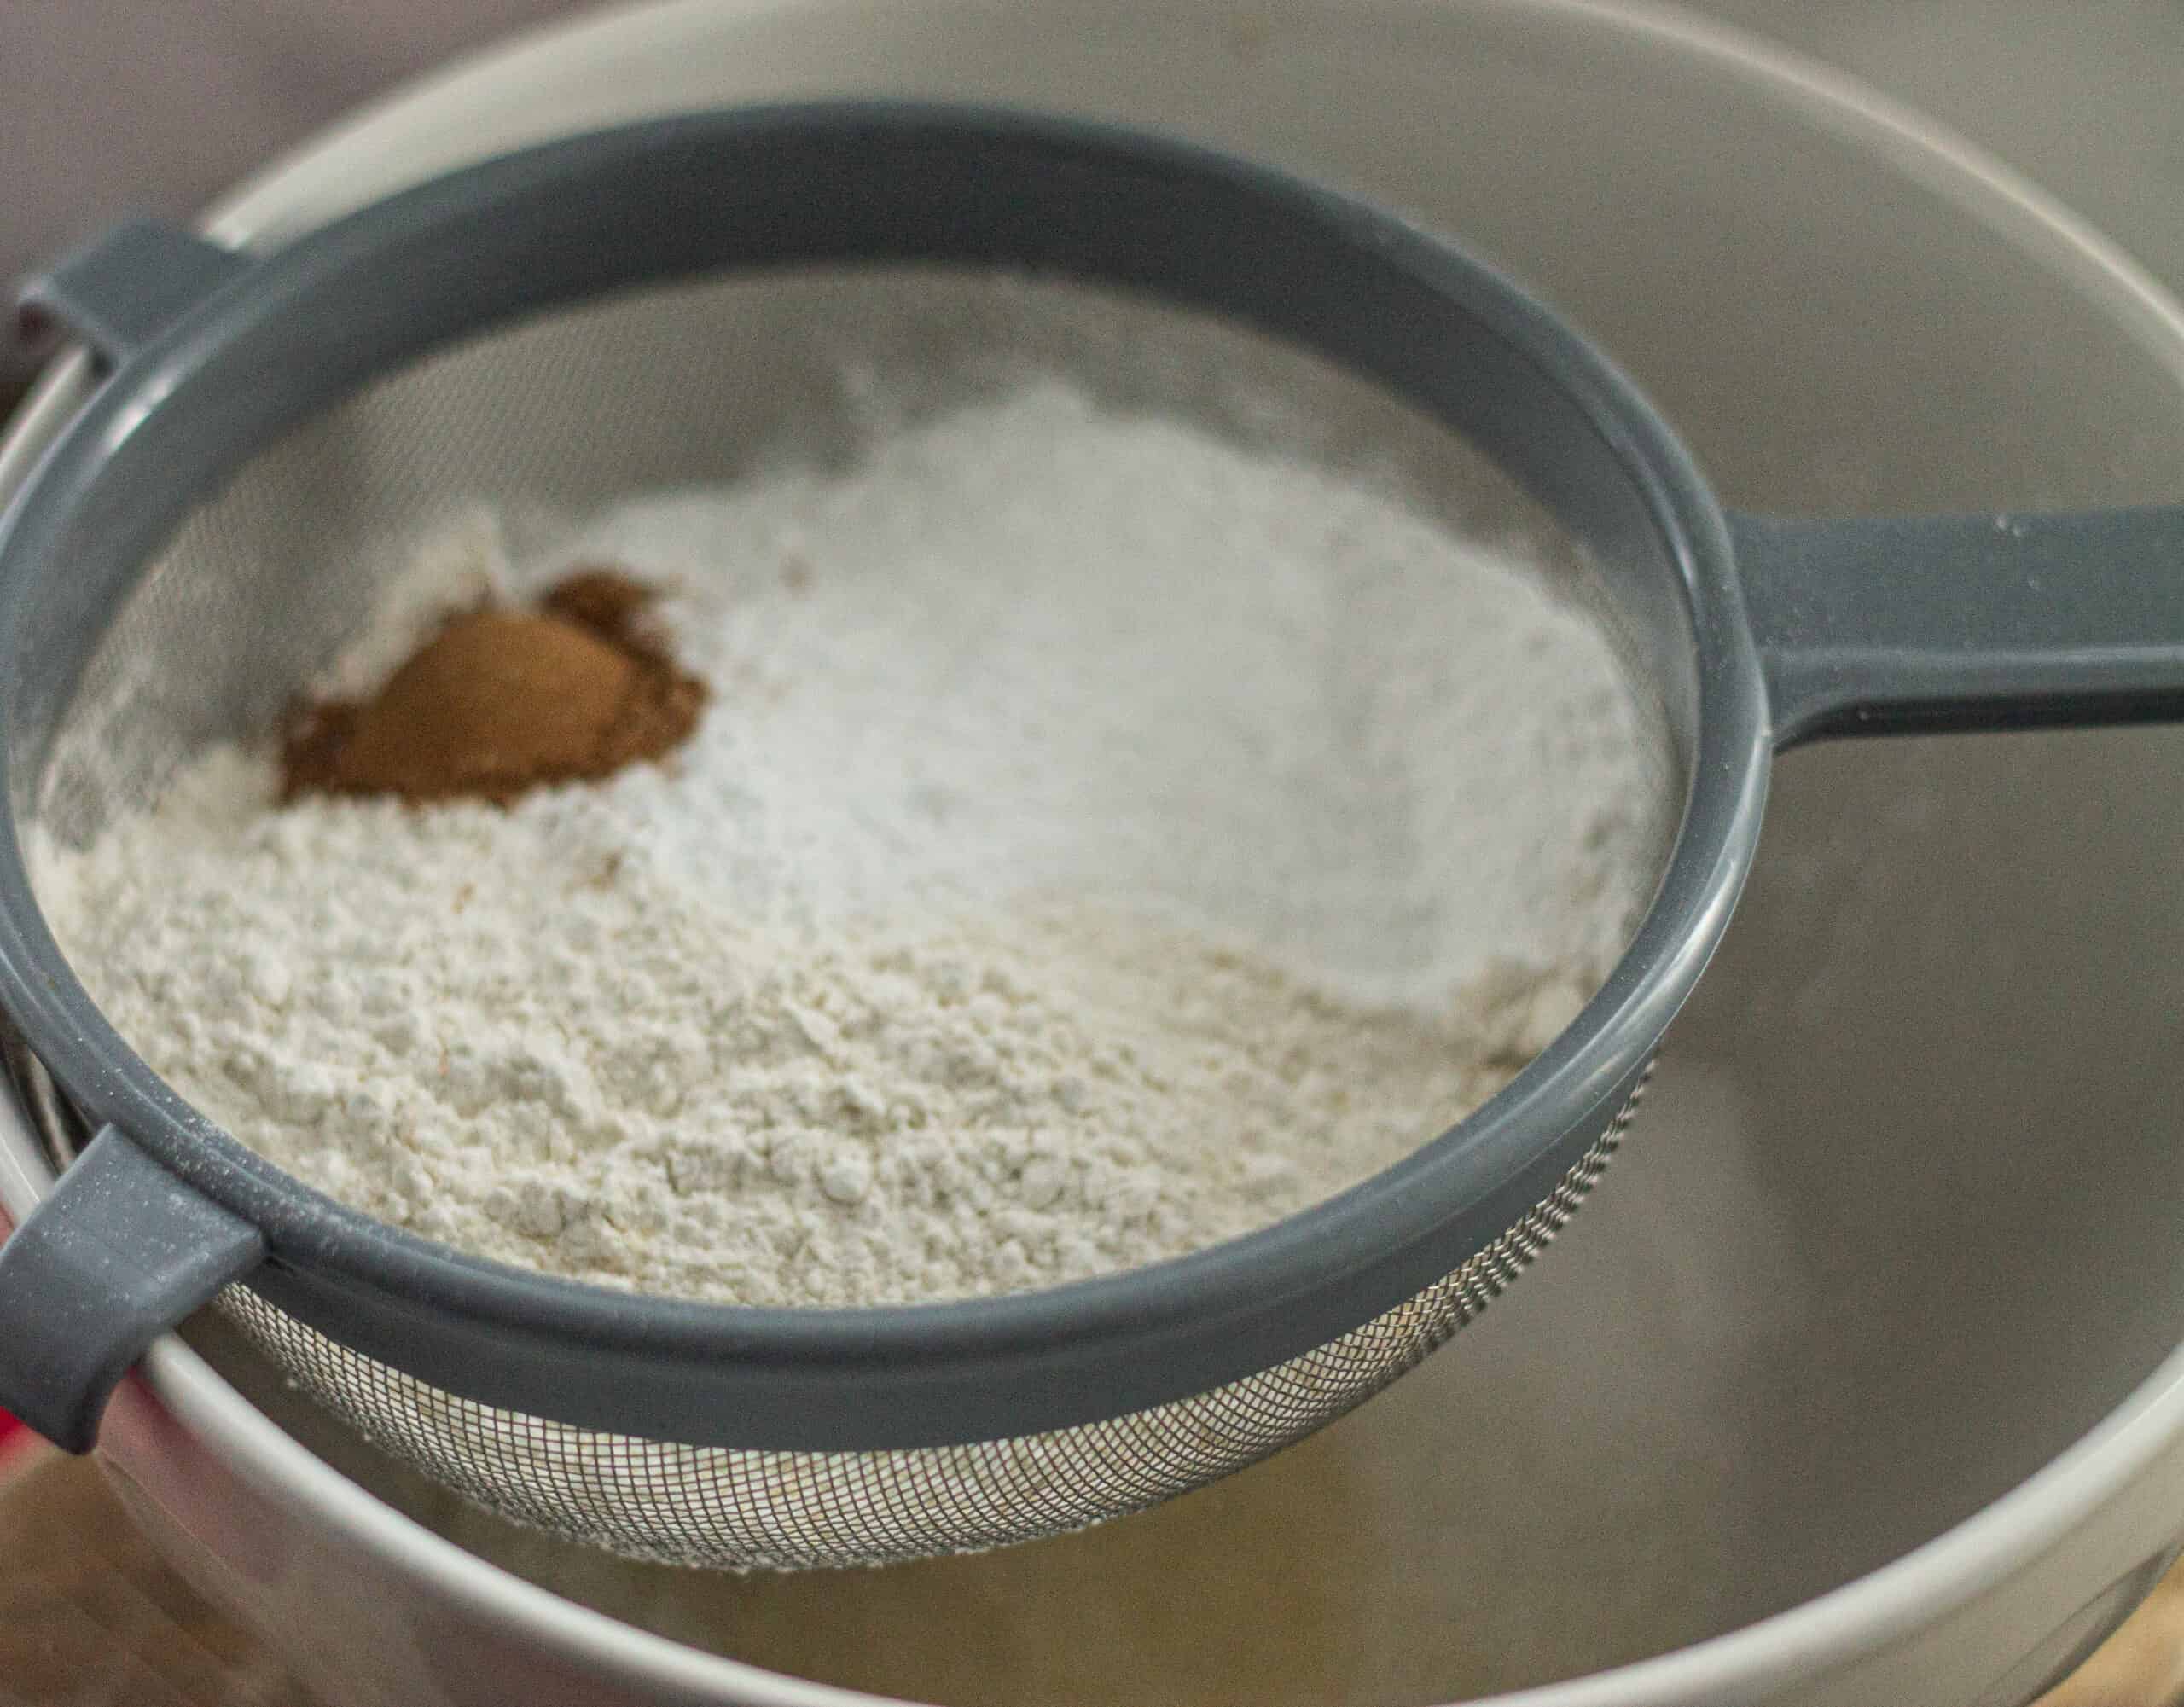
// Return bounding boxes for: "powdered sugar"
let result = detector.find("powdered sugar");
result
[560,383,1653,998]
[36,383,1658,1307]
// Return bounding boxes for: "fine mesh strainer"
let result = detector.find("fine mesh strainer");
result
[0,104,2178,1573]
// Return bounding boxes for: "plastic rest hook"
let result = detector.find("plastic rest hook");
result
[0,1126,264,1452]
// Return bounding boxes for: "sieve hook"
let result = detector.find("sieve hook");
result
[17,221,251,372]
[0,1126,264,1450]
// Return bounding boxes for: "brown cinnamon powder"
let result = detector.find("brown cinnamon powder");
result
[282,568,706,806]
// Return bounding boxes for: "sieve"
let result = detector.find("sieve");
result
[0,103,2179,1573]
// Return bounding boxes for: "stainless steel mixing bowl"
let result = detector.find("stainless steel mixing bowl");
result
[3,2,2183,1704]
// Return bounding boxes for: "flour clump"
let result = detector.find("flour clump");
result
[37,382,1660,1308]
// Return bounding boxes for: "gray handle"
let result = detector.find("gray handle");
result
[17,220,250,369]
[0,1127,264,1451]
[1731,506,2184,748]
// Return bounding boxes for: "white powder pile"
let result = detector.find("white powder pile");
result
[37,382,1659,1308]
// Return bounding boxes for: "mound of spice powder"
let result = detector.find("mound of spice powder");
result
[282,568,706,805]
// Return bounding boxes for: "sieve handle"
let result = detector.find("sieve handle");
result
[16,221,250,371]
[1730,505,2184,748]
[0,1126,264,1452]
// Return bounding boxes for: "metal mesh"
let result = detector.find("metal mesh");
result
[26,270,1669,846]
[212,1073,1643,1570]
[21,266,1680,1569]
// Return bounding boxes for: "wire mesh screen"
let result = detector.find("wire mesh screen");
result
[213,1074,1643,1570]
[26,267,1678,848]
[19,264,1677,1568]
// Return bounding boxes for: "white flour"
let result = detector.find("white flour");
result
[37,383,1658,1307]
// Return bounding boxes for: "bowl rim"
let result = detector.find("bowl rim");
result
[4,0,2182,1699]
